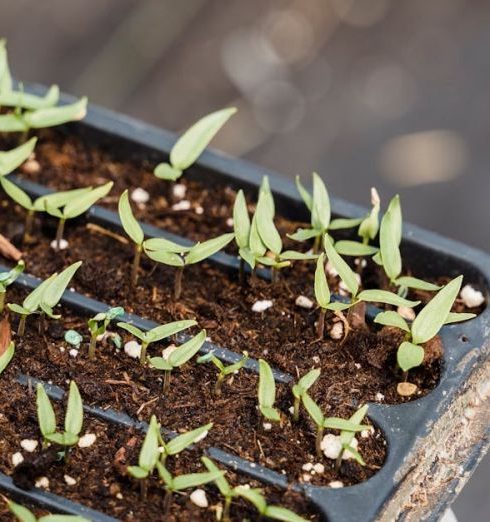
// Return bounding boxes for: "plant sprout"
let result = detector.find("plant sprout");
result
[45,182,113,250]
[0,177,92,243]
[375,195,441,295]
[148,330,207,393]
[301,392,369,458]
[156,460,223,518]
[154,107,237,181]
[0,137,37,176]
[0,260,24,312]
[5,496,89,522]
[36,381,83,448]
[197,351,249,396]
[87,306,124,359]
[258,359,281,423]
[143,233,234,300]
[8,261,82,335]
[374,276,475,379]
[118,189,145,287]
[291,368,320,422]
[321,235,420,340]
[336,404,369,470]
[0,341,15,376]
[232,485,308,522]
[117,319,197,365]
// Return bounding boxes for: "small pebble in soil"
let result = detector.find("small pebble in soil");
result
[35,477,50,489]
[329,322,344,340]
[302,463,314,471]
[252,300,273,312]
[124,340,141,359]
[78,433,97,448]
[50,239,69,250]
[460,284,485,308]
[20,439,38,453]
[397,382,417,397]
[172,183,187,199]
[69,348,78,358]
[328,481,344,488]
[22,157,41,174]
[195,205,204,215]
[375,392,385,402]
[172,200,191,211]
[289,406,295,415]
[64,475,77,486]
[313,463,325,474]
[162,344,178,360]
[295,295,314,309]
[263,422,273,431]
[190,489,208,508]
[312,356,320,364]
[131,187,150,204]
[397,306,416,321]
[226,217,234,227]
[11,452,24,467]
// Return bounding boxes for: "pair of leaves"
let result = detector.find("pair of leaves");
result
[154,107,236,181]
[292,368,320,400]
[0,137,37,176]
[197,351,249,377]
[8,262,82,317]
[7,498,88,522]
[37,381,83,446]
[339,405,369,465]
[118,319,196,345]
[157,461,223,492]
[0,260,25,291]
[88,306,124,336]
[148,330,207,371]
[0,84,59,111]
[128,415,160,479]
[295,173,330,231]
[258,359,281,422]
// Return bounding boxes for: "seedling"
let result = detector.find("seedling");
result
[157,422,212,464]
[8,261,82,335]
[0,177,93,243]
[291,368,320,422]
[117,319,197,365]
[87,306,124,359]
[118,189,145,287]
[148,330,207,393]
[127,415,160,499]
[197,350,249,396]
[375,195,441,295]
[36,381,83,448]
[156,460,223,518]
[143,233,234,299]
[0,137,37,176]
[301,392,369,458]
[336,404,369,470]
[154,107,236,181]
[45,182,113,250]
[0,341,14,375]
[258,359,281,423]
[0,260,24,312]
[321,235,420,339]
[232,485,308,522]
[374,276,475,381]
[5,496,89,522]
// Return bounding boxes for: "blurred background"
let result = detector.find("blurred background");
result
[1,0,488,519]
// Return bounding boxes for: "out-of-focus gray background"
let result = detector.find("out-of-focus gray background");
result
[1,0,488,519]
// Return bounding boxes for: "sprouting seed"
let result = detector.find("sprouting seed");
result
[87,306,124,359]
[291,368,320,422]
[197,351,248,396]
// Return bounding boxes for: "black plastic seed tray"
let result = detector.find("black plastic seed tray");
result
[0,85,489,521]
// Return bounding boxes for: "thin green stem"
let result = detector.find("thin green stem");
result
[23,210,34,244]
[88,334,97,360]
[292,396,300,422]
[335,449,344,472]
[163,370,171,394]
[315,425,324,459]
[17,315,26,336]
[223,496,232,522]
[131,244,142,288]
[55,218,65,251]
[163,490,173,518]
[174,266,184,300]
[140,341,148,365]
[0,292,5,314]
[140,479,148,501]
[214,374,224,397]
[316,308,326,339]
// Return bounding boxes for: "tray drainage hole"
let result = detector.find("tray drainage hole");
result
[460,335,469,343]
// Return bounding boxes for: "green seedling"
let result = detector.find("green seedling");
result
[148,330,207,393]
[375,195,441,295]
[5,496,88,522]
[233,485,308,522]
[143,233,234,300]
[0,260,24,312]
[118,190,144,287]
[258,359,281,423]
[0,177,93,243]
[336,404,369,470]
[87,306,124,359]
[154,107,237,181]
[197,351,248,396]
[202,457,240,522]
[291,368,320,422]
[157,422,212,464]
[301,392,369,458]
[36,381,83,448]
[8,261,81,335]
[127,415,160,499]
[45,182,113,250]
[321,235,420,340]
[0,341,15,376]
[374,276,475,381]
[0,137,37,176]
[157,460,223,518]
[118,319,197,366]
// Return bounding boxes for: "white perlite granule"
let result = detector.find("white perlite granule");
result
[78,433,97,448]
[124,341,141,359]
[328,480,344,488]
[252,300,273,312]
[50,239,69,251]
[460,284,485,308]
[64,475,77,486]
[172,184,187,199]
[172,200,191,211]
[321,434,358,460]
[190,489,208,508]
[35,477,50,489]
[20,439,38,453]
[131,187,150,204]
[295,295,314,309]
[330,322,344,340]
[12,452,24,467]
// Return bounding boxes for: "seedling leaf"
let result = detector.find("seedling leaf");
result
[301,393,323,427]
[0,137,37,176]
[314,254,330,309]
[119,190,144,245]
[311,172,330,231]
[334,241,378,257]
[324,235,359,296]
[0,341,14,375]
[265,505,308,522]
[444,312,476,324]
[139,415,160,472]
[258,359,280,422]
[166,423,212,455]
[295,175,312,211]
[43,261,82,308]
[146,320,197,343]
[379,195,402,281]
[357,289,420,308]
[63,181,113,218]
[0,177,33,209]
[374,311,410,332]
[24,97,88,128]
[395,276,441,292]
[233,189,250,249]
[168,330,206,367]
[36,383,56,437]
[64,381,83,436]
[172,470,223,491]
[397,341,425,372]
[185,233,234,264]
[7,499,37,522]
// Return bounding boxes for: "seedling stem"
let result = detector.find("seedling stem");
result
[131,244,142,288]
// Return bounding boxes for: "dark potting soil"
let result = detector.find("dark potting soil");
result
[0,380,319,521]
